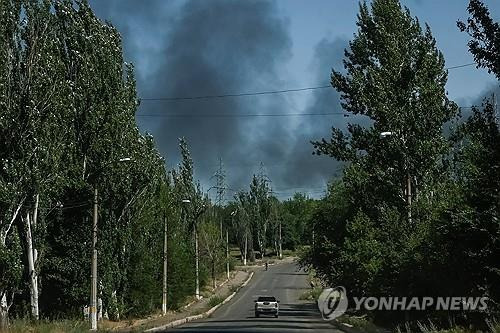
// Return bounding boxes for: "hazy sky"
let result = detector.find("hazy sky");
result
[89,0,499,201]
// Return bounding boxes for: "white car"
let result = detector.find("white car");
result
[254,296,279,318]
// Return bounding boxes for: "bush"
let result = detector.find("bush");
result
[207,296,224,308]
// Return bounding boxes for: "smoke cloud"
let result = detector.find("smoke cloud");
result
[90,0,352,199]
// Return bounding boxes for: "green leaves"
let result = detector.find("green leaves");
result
[0,0,173,320]
[305,0,500,326]
[458,0,500,79]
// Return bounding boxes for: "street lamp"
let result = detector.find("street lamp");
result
[231,209,247,266]
[380,131,393,138]
[162,198,191,315]
[180,198,205,300]
[205,186,224,240]
[380,130,413,224]
[90,157,132,331]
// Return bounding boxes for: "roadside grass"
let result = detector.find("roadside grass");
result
[207,295,225,308]
[337,316,500,333]
[299,266,322,301]
[334,314,387,333]
[299,286,322,301]
[6,319,98,333]
[394,318,500,333]
[228,284,239,293]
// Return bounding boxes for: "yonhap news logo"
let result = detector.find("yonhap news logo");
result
[318,286,348,320]
[318,286,489,321]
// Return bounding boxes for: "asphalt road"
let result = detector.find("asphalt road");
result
[166,262,344,332]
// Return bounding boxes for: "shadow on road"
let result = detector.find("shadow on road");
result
[278,303,319,317]
[167,303,331,332]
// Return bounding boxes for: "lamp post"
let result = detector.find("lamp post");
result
[231,209,247,266]
[380,131,412,224]
[162,198,190,314]
[90,157,131,331]
[226,228,230,280]
[162,212,168,315]
[180,198,204,300]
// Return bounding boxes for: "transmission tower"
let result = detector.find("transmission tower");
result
[215,157,226,206]
[213,157,226,239]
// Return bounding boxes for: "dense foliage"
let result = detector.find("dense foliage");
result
[302,0,500,329]
[1,0,498,332]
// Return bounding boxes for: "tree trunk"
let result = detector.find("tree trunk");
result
[262,223,267,259]
[407,172,412,224]
[26,196,39,321]
[248,232,255,262]
[257,232,263,260]
[212,262,216,289]
[1,294,9,330]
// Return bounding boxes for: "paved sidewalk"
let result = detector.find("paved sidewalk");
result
[108,270,249,332]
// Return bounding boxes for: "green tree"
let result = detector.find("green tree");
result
[444,99,500,315]
[308,0,458,322]
[458,0,500,79]
[249,174,271,259]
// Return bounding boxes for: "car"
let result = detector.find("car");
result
[254,296,279,318]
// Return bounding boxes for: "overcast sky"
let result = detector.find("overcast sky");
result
[89,0,499,201]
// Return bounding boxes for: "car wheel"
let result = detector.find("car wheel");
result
[255,312,259,318]
[275,314,278,318]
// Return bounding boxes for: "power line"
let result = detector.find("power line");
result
[136,105,481,119]
[445,62,476,70]
[141,86,331,101]
[139,63,476,102]
[136,112,345,118]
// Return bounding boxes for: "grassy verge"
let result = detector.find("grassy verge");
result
[299,286,322,301]
[207,295,225,308]
[6,319,100,333]
[298,267,323,301]
[394,319,500,333]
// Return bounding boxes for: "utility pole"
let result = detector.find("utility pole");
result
[162,214,168,314]
[88,157,131,331]
[226,229,230,280]
[278,218,282,260]
[194,224,200,299]
[257,163,271,260]
[244,232,248,266]
[90,187,98,331]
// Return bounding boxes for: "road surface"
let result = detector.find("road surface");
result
[166,262,344,332]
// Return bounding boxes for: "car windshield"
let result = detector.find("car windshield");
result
[257,297,276,302]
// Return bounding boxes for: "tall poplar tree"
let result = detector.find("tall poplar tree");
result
[313,0,457,223]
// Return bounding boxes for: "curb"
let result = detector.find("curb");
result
[182,296,203,310]
[146,271,254,332]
